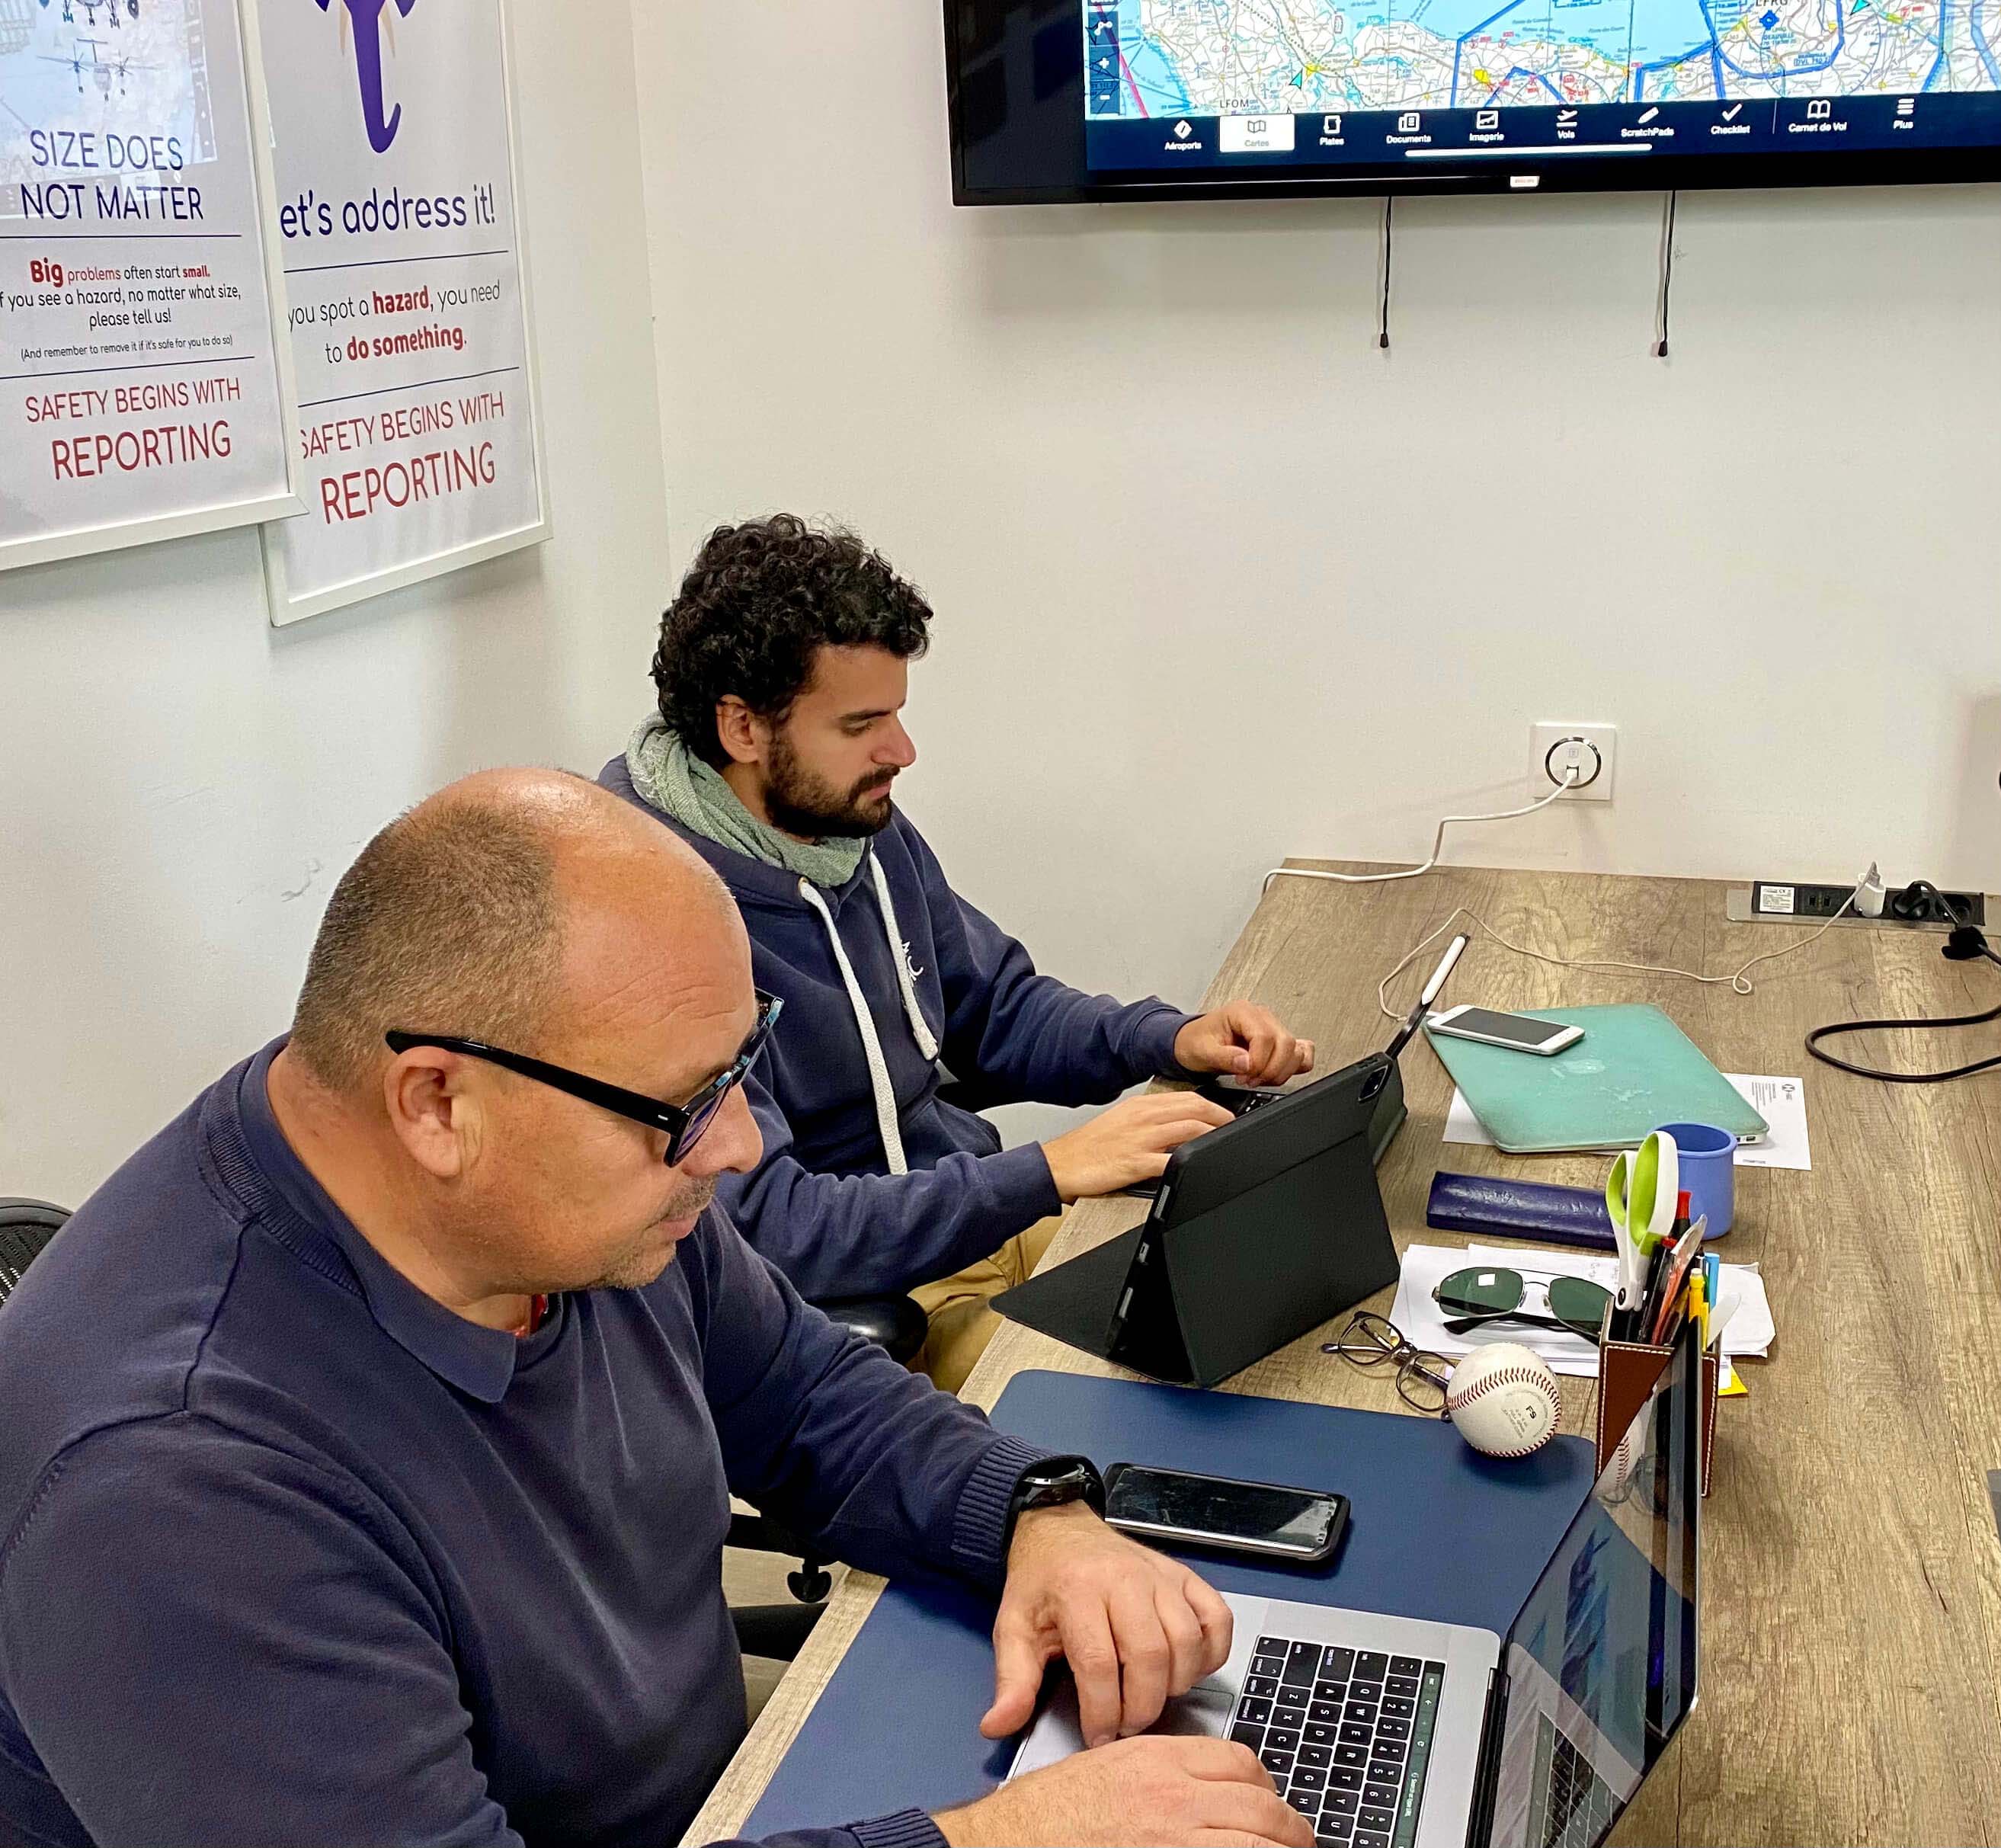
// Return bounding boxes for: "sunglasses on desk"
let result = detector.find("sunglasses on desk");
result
[385,991,782,1168]
[1431,1266,1611,1345]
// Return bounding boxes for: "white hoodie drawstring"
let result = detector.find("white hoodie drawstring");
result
[869,857,940,1062]
[797,857,937,1176]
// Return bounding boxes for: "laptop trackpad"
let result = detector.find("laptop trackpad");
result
[1007,1673,1239,1779]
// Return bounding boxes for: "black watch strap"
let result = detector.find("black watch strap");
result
[1003,1455,1106,1556]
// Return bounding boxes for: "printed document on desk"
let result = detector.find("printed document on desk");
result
[1445,1073,1812,1171]
[1727,1075,1812,1170]
[1391,1243,1775,1378]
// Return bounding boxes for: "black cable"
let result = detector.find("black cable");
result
[1653,191,1677,360]
[1378,196,1394,352]
[1884,879,1971,926]
[1806,927,2001,1084]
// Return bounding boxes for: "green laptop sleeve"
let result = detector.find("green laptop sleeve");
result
[1424,1003,1767,1153]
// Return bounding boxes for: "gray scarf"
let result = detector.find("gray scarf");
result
[625,716,866,889]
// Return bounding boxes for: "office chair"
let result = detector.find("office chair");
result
[0,1199,67,1308]
[0,1194,921,1665]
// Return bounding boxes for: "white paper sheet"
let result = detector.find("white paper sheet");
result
[1389,1243,1774,1379]
[1444,1073,1812,1171]
[1442,1089,1499,1148]
[1724,1075,1812,1171]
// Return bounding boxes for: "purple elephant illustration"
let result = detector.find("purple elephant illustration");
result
[317,0,421,155]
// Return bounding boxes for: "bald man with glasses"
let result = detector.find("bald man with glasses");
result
[0,771,1308,1848]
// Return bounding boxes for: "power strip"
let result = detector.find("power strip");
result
[1749,880,1855,921]
[1743,880,1987,928]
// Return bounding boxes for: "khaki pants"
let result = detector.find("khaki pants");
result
[909,1215,1064,1396]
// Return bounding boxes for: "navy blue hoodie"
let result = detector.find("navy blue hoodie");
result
[0,1043,1046,1848]
[600,757,1198,1299]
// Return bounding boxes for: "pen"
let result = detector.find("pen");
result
[1640,1245,1667,1334]
[1648,1216,1708,1345]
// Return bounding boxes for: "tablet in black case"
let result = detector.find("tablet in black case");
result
[994,1054,1401,1388]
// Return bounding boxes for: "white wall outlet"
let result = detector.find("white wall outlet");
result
[1532,722,1618,802]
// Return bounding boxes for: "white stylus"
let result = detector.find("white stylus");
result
[1386,933,1470,1059]
[1417,934,1470,1009]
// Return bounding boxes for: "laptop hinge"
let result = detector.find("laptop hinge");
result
[1465,1664,1509,1848]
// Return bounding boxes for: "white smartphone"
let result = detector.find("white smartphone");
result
[1427,1004,1584,1056]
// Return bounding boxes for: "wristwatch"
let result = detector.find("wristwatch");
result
[1002,1455,1106,1555]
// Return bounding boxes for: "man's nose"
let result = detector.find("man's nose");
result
[878,718,917,770]
[683,1084,761,1178]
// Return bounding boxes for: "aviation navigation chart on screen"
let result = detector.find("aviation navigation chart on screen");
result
[1084,0,2001,174]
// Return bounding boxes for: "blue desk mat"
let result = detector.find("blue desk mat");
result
[742,1371,1594,1838]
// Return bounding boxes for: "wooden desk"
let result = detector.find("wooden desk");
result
[689,863,2001,1847]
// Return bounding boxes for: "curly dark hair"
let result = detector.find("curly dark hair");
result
[652,515,933,768]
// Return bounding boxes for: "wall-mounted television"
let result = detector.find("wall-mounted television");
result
[946,0,2001,200]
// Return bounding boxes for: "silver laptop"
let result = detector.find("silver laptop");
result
[1011,1326,1702,1848]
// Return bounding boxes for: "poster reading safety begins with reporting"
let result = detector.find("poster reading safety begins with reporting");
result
[0,0,297,572]
[259,0,547,623]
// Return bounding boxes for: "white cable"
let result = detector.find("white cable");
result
[1263,770,1865,1017]
[1372,890,1860,1025]
[1262,766,1581,896]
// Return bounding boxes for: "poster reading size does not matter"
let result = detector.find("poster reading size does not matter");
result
[259,0,549,625]
[0,0,300,574]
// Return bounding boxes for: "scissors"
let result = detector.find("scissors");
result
[1605,1129,1679,1333]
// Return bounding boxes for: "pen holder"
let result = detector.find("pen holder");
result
[1594,1313,1720,1497]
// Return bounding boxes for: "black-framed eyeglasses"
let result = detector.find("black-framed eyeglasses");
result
[1431,1266,1611,1345]
[385,991,783,1168]
[1322,1312,1454,1414]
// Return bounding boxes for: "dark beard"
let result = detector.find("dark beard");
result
[764,732,896,839]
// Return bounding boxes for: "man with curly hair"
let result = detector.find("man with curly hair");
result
[600,516,1315,1390]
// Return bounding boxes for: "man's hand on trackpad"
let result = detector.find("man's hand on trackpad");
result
[980,1502,1232,1746]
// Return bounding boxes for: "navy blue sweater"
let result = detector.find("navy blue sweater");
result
[600,758,1197,1299]
[0,1044,1047,1848]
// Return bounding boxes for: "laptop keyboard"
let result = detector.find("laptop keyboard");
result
[1229,1636,1446,1848]
[1526,1714,1616,1848]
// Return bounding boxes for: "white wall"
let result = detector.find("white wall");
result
[2,5,670,1208]
[11,6,1999,1208]
[630,3,2001,1067]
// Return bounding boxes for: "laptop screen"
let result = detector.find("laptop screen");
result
[1484,1326,1702,1848]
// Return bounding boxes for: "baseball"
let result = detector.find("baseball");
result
[1446,1344,1561,1459]
[1600,1424,1639,1498]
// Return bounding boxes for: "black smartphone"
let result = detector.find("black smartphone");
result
[1103,1462,1349,1564]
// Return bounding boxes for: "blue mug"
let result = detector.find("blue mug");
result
[1657,1121,1735,1237]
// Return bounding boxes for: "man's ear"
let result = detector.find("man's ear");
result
[715,696,767,768]
[382,1049,475,1180]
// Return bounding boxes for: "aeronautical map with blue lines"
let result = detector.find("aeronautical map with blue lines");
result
[1,0,213,209]
[1087,0,1999,115]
